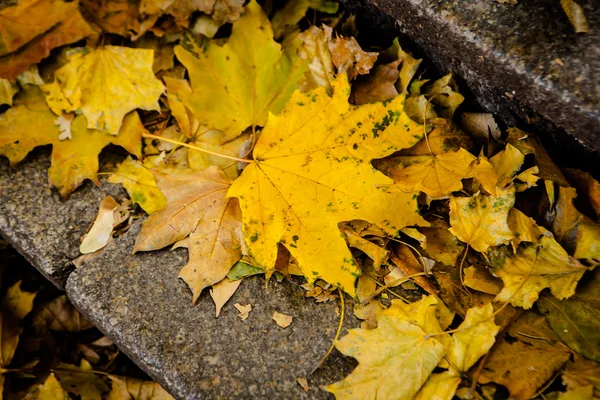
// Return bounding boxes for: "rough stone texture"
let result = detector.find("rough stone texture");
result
[67,223,360,399]
[366,0,599,163]
[0,149,126,288]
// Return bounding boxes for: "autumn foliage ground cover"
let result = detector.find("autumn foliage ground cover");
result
[0,0,599,398]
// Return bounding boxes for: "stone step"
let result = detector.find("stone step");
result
[365,0,599,167]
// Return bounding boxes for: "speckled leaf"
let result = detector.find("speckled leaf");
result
[108,157,166,214]
[228,74,427,296]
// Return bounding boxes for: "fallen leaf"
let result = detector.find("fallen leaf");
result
[508,208,541,247]
[0,311,22,366]
[42,46,165,135]
[0,86,144,197]
[561,0,589,33]
[55,360,110,399]
[0,0,95,79]
[133,33,176,73]
[33,295,94,332]
[558,386,595,400]
[419,222,465,267]
[55,113,74,141]
[234,303,252,321]
[108,157,166,215]
[227,261,264,281]
[0,78,17,105]
[353,301,383,329]
[107,375,173,400]
[298,25,336,94]
[4,280,37,319]
[489,144,524,188]
[296,377,309,392]
[478,311,571,400]
[229,74,427,296]
[328,29,377,80]
[383,37,422,93]
[388,120,473,157]
[390,244,437,295]
[342,228,389,269]
[273,311,293,328]
[449,186,515,253]
[80,196,119,254]
[463,265,503,295]
[271,0,338,39]
[403,95,437,124]
[352,59,400,105]
[140,0,244,27]
[80,0,141,37]
[538,268,600,362]
[490,226,588,309]
[562,357,600,397]
[460,112,501,142]
[325,297,446,399]
[24,373,70,400]
[173,0,307,141]
[514,166,540,192]
[563,168,600,219]
[444,303,499,373]
[573,216,600,262]
[414,371,461,400]
[210,278,242,317]
[389,148,477,198]
[134,168,243,302]
[546,186,582,244]
[423,74,464,118]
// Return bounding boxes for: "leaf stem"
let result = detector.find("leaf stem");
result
[142,133,254,164]
[311,288,345,374]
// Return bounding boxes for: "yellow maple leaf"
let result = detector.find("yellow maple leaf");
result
[443,303,499,373]
[134,167,243,302]
[449,186,515,253]
[490,225,588,309]
[0,0,95,79]
[108,157,166,214]
[107,375,173,400]
[228,75,427,296]
[42,46,165,135]
[0,86,143,197]
[414,371,461,400]
[172,0,307,141]
[325,296,446,399]
[0,78,18,105]
[25,373,70,400]
[489,143,524,187]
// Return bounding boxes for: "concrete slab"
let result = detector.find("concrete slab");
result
[66,223,359,399]
[0,149,126,288]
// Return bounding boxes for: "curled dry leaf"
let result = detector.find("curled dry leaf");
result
[560,0,589,33]
[229,74,427,296]
[80,196,119,254]
[234,303,252,321]
[32,295,94,332]
[210,277,242,317]
[42,46,165,135]
[327,27,377,80]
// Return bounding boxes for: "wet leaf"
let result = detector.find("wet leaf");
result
[173,0,307,141]
[229,74,427,296]
[448,186,515,253]
[42,46,165,135]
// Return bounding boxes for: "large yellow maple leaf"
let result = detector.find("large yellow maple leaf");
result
[133,167,243,302]
[228,75,427,296]
[0,0,95,79]
[0,86,143,197]
[42,46,165,135]
[325,296,447,399]
[172,0,307,141]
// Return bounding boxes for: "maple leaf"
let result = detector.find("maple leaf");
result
[298,25,336,94]
[134,167,243,302]
[489,226,588,309]
[397,119,473,157]
[228,75,427,295]
[0,86,143,197]
[42,46,165,135]
[443,303,499,373]
[0,0,95,79]
[173,0,307,141]
[328,31,377,80]
[419,221,465,267]
[414,372,461,400]
[141,0,244,26]
[489,143,524,187]
[325,297,446,399]
[423,74,464,118]
[107,375,173,400]
[271,0,338,39]
[108,157,166,214]
[80,0,142,37]
[384,37,422,93]
[25,373,70,400]
[352,59,401,105]
[448,186,515,253]
[4,280,37,320]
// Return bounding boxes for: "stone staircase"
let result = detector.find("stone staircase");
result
[1,0,598,398]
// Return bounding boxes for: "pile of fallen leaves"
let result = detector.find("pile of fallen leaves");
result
[1,0,599,398]
[0,239,172,398]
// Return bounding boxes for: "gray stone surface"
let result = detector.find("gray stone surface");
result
[66,222,359,399]
[0,149,126,288]
[366,0,599,155]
